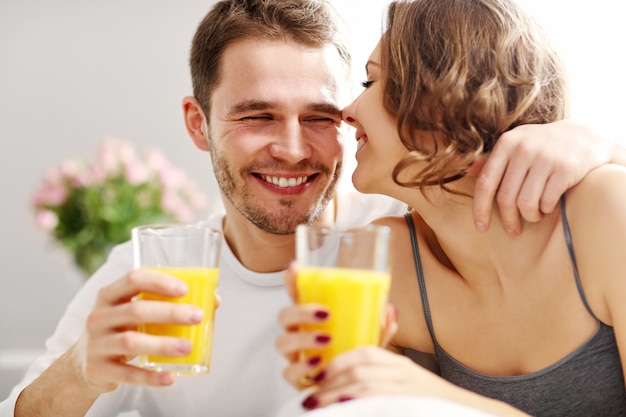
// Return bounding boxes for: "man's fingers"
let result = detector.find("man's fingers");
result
[90,331,192,359]
[472,154,507,231]
[513,162,555,223]
[539,173,569,214]
[84,358,175,388]
[87,300,204,332]
[97,269,188,307]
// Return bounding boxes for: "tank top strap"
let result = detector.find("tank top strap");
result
[560,194,600,321]
[403,211,438,345]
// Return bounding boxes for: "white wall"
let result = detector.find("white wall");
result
[0,0,220,397]
[0,0,624,401]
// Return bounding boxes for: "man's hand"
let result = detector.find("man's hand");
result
[473,120,616,236]
[77,268,204,391]
[15,269,205,417]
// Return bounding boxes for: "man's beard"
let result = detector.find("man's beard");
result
[210,149,342,235]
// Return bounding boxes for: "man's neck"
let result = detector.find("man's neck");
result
[221,196,336,273]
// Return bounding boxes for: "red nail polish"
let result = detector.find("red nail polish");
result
[315,334,331,344]
[313,371,325,382]
[314,310,329,320]
[339,395,354,402]
[302,395,318,410]
[308,356,322,366]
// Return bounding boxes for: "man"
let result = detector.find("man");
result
[2,1,623,416]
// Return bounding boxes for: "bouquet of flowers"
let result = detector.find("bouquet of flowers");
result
[32,138,209,276]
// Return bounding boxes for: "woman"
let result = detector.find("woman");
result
[277,0,626,416]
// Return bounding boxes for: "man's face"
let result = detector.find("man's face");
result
[207,38,346,234]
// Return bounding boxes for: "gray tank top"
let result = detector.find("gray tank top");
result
[404,196,626,416]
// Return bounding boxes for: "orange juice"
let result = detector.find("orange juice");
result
[296,266,391,367]
[137,266,219,374]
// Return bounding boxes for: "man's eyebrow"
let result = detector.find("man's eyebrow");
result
[229,99,274,115]
[306,102,341,116]
[228,100,340,117]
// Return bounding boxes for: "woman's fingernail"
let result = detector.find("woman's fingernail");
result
[313,371,325,382]
[339,395,354,402]
[308,356,322,367]
[314,310,329,320]
[315,334,331,344]
[475,221,486,232]
[302,395,318,410]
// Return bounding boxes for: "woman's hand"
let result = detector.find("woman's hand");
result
[276,263,332,389]
[276,262,398,390]
[299,346,442,410]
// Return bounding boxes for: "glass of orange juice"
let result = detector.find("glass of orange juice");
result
[132,223,221,375]
[295,224,391,369]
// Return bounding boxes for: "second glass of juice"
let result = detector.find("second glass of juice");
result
[132,223,221,375]
[295,224,391,368]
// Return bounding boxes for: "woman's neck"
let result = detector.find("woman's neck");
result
[400,178,556,287]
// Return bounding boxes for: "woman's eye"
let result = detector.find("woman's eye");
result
[360,80,374,88]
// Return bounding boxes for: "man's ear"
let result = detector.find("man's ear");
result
[182,96,211,152]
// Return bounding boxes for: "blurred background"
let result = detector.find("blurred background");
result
[0,0,624,400]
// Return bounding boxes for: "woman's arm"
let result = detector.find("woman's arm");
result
[565,165,626,384]
[306,346,531,416]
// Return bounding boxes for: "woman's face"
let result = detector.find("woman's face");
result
[342,41,409,196]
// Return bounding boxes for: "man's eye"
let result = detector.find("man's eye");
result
[241,115,272,121]
[360,80,374,88]
[306,117,338,126]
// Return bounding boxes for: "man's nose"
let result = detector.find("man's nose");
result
[268,120,312,163]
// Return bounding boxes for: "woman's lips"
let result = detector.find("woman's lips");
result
[356,134,368,153]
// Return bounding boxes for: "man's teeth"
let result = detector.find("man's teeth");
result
[356,138,366,152]
[260,175,308,187]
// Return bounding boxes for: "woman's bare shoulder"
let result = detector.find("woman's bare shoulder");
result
[565,164,626,324]
[566,164,626,219]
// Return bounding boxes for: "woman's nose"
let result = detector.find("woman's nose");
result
[341,104,357,125]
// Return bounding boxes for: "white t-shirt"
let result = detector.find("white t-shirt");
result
[0,192,406,417]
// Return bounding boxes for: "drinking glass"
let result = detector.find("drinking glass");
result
[132,223,221,375]
[295,224,391,368]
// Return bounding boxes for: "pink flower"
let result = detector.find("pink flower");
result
[33,137,209,276]
[35,210,59,231]
[32,184,68,207]
[42,166,64,186]
[96,138,134,176]
[59,159,82,178]
[123,160,149,185]
[158,166,184,191]
[144,148,169,172]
